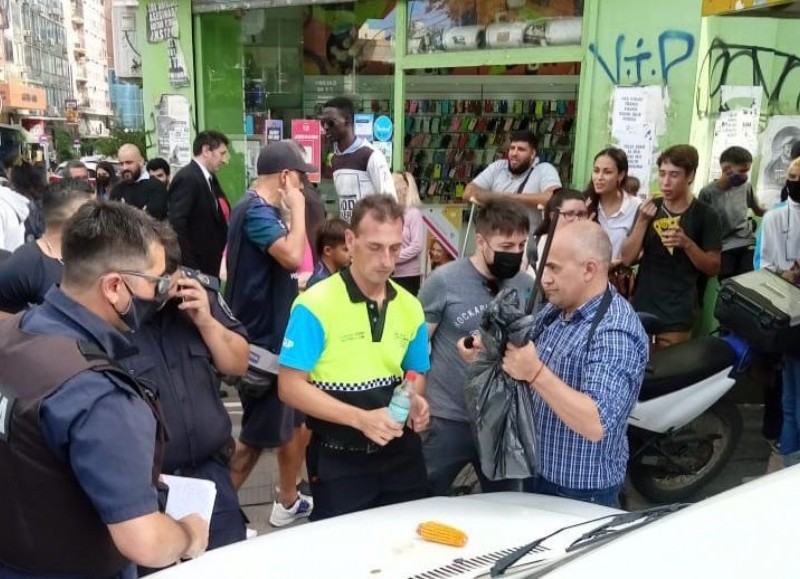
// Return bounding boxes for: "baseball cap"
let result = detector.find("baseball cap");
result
[257,141,318,175]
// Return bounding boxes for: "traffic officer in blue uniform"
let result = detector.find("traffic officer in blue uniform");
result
[0,201,208,579]
[119,221,250,550]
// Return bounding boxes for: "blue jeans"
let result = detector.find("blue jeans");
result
[422,416,525,495]
[779,356,800,465]
[524,476,622,508]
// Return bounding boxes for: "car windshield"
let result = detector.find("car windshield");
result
[486,503,689,578]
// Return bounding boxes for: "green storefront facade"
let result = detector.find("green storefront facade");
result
[138,0,800,219]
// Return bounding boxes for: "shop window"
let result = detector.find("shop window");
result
[407,0,583,55]
[238,2,397,190]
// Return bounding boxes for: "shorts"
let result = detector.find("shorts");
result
[238,380,295,449]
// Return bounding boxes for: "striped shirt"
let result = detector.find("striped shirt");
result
[530,288,648,490]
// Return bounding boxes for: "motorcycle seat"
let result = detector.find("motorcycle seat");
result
[639,336,736,402]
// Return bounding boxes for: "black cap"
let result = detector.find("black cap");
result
[257,141,318,175]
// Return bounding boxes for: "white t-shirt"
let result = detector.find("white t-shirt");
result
[598,194,642,261]
[472,158,562,230]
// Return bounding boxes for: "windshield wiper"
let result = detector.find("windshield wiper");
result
[490,503,689,577]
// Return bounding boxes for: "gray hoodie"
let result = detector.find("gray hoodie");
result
[0,185,30,252]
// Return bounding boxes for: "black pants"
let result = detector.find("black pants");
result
[719,246,754,281]
[306,431,430,521]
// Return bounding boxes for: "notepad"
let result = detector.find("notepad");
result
[161,475,217,523]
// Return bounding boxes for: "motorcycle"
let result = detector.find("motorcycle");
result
[627,314,751,504]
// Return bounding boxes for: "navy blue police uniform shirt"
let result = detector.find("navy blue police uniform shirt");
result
[6,287,160,579]
[0,241,63,313]
[119,276,248,473]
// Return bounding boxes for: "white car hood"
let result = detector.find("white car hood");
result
[151,493,618,579]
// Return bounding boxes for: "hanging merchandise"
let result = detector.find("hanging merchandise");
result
[485,21,529,49]
[442,26,485,51]
[524,17,583,46]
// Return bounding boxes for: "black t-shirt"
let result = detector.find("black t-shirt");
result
[109,178,169,220]
[0,241,63,313]
[633,199,722,331]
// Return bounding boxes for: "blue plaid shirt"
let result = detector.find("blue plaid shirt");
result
[530,288,648,490]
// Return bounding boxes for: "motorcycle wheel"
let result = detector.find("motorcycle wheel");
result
[629,399,743,504]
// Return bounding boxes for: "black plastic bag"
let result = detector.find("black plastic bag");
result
[465,288,538,481]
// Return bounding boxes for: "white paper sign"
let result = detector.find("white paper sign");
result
[611,86,668,139]
[757,116,800,209]
[614,124,655,198]
[709,86,762,179]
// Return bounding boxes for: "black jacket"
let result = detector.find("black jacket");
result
[168,160,230,277]
[109,177,169,220]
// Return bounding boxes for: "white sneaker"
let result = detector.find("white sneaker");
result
[269,492,314,527]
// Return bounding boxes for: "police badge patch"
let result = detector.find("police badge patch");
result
[217,293,238,323]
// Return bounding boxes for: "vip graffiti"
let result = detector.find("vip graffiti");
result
[589,30,696,85]
[697,38,800,114]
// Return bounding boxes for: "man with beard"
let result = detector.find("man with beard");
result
[110,144,169,220]
[320,97,396,223]
[465,130,562,264]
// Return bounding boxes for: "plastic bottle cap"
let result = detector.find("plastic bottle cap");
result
[405,370,418,382]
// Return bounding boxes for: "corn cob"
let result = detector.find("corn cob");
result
[416,521,468,547]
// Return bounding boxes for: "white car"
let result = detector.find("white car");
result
[152,466,799,578]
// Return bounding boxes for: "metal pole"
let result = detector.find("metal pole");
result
[460,201,477,258]
[525,210,560,316]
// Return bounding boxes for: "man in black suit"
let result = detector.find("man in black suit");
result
[110,144,169,220]
[168,131,231,277]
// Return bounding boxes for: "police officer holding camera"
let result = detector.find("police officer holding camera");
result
[119,222,250,550]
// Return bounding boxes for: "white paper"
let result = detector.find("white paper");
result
[611,86,668,139]
[614,124,655,198]
[161,474,217,523]
[756,115,800,209]
[709,86,762,179]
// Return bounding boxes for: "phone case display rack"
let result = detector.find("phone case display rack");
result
[404,97,576,203]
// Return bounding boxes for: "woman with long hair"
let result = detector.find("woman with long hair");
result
[95,160,119,199]
[586,147,641,261]
[392,171,425,294]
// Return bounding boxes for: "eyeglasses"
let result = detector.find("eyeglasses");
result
[118,270,171,296]
[559,210,589,221]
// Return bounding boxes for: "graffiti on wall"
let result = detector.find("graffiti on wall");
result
[696,38,800,116]
[589,30,696,86]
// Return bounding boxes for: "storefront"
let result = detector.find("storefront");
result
[183,0,584,259]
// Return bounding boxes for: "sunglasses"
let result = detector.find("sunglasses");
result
[118,270,171,296]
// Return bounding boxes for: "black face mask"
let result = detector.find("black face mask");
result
[485,249,523,280]
[786,180,800,203]
[117,282,170,330]
[96,175,110,186]
[727,173,747,188]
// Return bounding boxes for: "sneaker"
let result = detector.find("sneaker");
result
[269,492,313,527]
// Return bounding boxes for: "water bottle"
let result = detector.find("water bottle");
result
[388,371,417,424]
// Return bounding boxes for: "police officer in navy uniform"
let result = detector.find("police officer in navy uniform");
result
[0,201,208,579]
[120,222,250,550]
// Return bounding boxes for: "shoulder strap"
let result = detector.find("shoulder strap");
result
[586,289,613,350]
[516,166,535,194]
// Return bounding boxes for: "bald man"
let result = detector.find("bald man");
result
[110,144,169,220]
[460,221,648,507]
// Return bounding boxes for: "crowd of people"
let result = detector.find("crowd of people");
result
[0,94,799,578]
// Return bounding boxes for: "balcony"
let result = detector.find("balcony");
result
[75,64,87,83]
[72,0,84,22]
[73,41,86,56]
